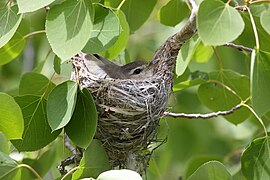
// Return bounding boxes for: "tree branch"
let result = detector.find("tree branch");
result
[224,43,253,53]
[163,103,242,119]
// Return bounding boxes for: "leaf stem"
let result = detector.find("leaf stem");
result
[246,6,260,50]
[60,166,79,180]
[116,0,126,11]
[226,0,232,4]
[242,104,268,137]
[23,30,46,39]
[18,164,42,180]
[208,79,243,101]
[212,47,223,69]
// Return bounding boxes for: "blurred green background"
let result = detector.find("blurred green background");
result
[0,0,262,179]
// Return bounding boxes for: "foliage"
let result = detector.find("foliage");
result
[0,0,270,179]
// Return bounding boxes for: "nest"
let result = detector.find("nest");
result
[71,56,170,174]
[70,10,197,174]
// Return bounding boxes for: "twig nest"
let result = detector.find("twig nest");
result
[71,56,170,174]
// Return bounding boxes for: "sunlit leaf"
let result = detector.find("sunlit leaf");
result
[12,95,61,151]
[0,5,22,48]
[241,136,270,180]
[176,38,199,76]
[105,0,157,32]
[0,93,24,140]
[19,72,56,99]
[187,161,232,180]
[193,41,213,63]
[47,80,78,131]
[46,0,94,60]
[197,0,244,46]
[158,0,189,27]
[17,0,56,13]
[104,10,129,59]
[0,32,26,65]
[83,5,121,54]
[260,10,270,36]
[65,88,97,148]
[72,140,110,179]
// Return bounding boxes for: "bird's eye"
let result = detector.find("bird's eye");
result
[133,68,143,75]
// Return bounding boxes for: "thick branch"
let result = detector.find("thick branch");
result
[163,103,242,119]
[224,43,253,53]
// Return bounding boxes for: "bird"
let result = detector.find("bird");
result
[79,53,153,80]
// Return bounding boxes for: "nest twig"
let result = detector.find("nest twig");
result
[70,0,198,175]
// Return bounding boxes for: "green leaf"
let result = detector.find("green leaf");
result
[83,5,122,54]
[236,12,270,52]
[0,93,24,140]
[0,5,22,48]
[19,72,56,99]
[106,0,157,32]
[198,70,250,125]
[260,10,270,36]
[0,152,20,179]
[173,70,208,91]
[0,132,9,154]
[0,32,26,65]
[53,55,61,74]
[193,41,213,63]
[184,156,221,179]
[176,38,199,76]
[17,0,56,13]
[103,10,129,59]
[173,79,207,92]
[11,95,61,151]
[65,88,97,148]
[72,139,110,179]
[251,50,270,116]
[46,0,94,60]
[31,147,57,177]
[158,0,189,27]
[47,80,78,131]
[197,0,244,46]
[187,161,232,180]
[241,136,270,180]
[251,3,270,17]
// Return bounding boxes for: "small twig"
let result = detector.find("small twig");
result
[57,153,82,175]
[44,6,50,12]
[235,5,247,11]
[58,135,83,175]
[224,43,253,53]
[64,135,76,155]
[163,103,242,119]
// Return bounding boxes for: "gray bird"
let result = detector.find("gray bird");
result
[81,53,153,80]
